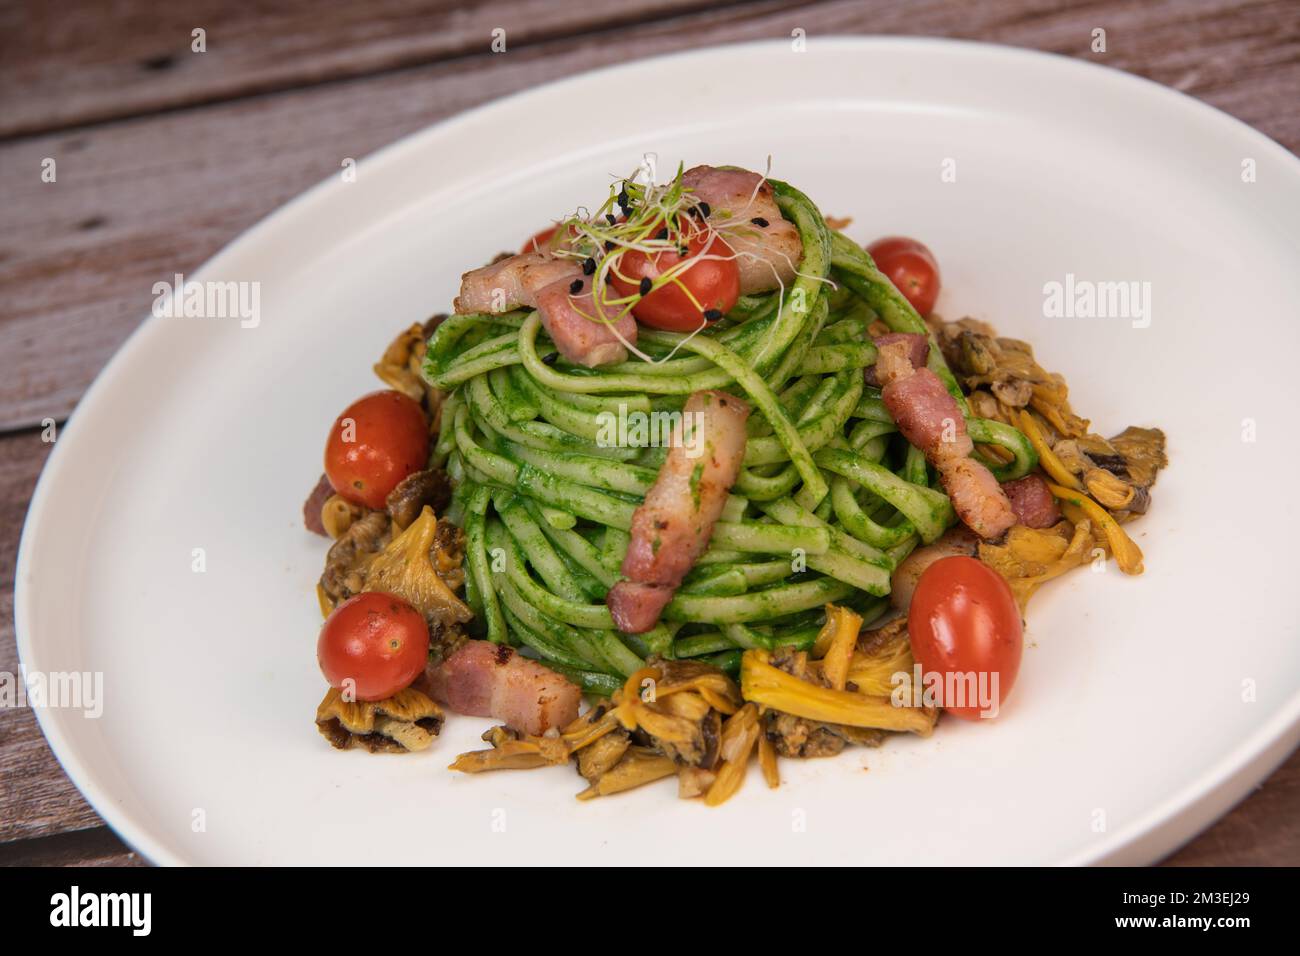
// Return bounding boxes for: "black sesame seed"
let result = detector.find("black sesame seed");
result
[698,201,711,218]
[703,308,722,321]
[751,217,769,227]
[655,227,668,241]
[617,189,629,208]
[604,240,615,252]
[569,278,584,294]
[639,277,652,296]
[582,258,596,275]
[605,213,616,225]
[542,352,559,365]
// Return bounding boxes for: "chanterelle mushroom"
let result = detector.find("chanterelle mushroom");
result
[316,686,444,753]
[363,505,471,629]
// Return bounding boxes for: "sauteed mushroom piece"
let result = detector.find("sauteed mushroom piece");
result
[316,686,444,753]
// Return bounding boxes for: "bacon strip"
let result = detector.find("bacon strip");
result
[942,458,1017,540]
[303,473,333,536]
[864,332,929,388]
[877,340,1016,540]
[454,252,578,314]
[1002,474,1061,529]
[605,582,675,636]
[454,253,636,367]
[608,390,751,633]
[681,166,803,295]
[532,275,637,368]
[880,362,974,460]
[425,641,580,736]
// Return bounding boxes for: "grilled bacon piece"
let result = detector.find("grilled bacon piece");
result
[1002,474,1061,529]
[531,274,637,367]
[454,252,578,314]
[681,166,803,294]
[605,582,675,637]
[454,252,636,367]
[864,332,929,388]
[608,390,750,633]
[303,473,333,536]
[877,340,1016,540]
[425,640,581,736]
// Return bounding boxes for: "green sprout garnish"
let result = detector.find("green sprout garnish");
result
[531,160,818,365]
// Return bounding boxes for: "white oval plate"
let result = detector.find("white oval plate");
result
[17,38,1300,866]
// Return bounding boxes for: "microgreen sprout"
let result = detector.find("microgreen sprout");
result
[544,162,731,362]
[538,160,830,366]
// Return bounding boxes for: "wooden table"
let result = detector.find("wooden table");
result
[1,0,1297,867]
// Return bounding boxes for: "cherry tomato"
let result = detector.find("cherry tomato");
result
[610,229,740,332]
[866,236,941,317]
[907,556,1022,720]
[318,592,430,701]
[325,390,428,510]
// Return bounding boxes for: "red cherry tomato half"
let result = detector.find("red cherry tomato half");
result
[318,592,430,701]
[610,229,740,332]
[865,236,941,317]
[324,390,428,510]
[906,556,1022,720]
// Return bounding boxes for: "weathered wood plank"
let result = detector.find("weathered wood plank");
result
[1161,750,1300,866]
[0,0,750,138]
[0,826,144,866]
[0,429,109,841]
[1,0,1297,430]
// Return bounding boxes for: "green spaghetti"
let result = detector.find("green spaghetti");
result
[422,175,1037,691]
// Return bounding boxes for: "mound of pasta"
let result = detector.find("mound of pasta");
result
[303,163,1165,805]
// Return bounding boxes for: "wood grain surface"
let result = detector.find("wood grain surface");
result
[2,0,1297,866]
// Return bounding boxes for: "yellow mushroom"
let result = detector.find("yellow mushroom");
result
[1016,410,1085,491]
[363,505,472,626]
[741,650,935,735]
[757,733,780,789]
[811,603,862,691]
[576,748,678,800]
[1083,467,1136,511]
[704,704,761,807]
[315,686,444,753]
[1047,482,1144,575]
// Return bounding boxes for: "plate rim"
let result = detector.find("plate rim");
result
[15,35,1300,867]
